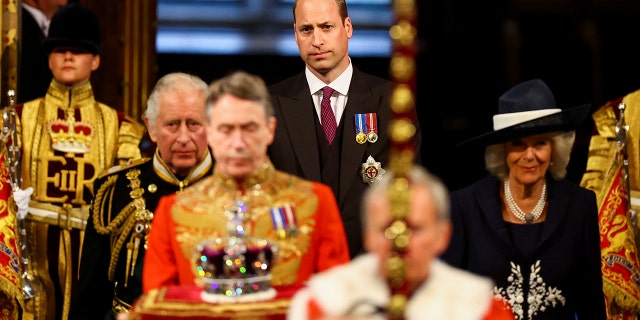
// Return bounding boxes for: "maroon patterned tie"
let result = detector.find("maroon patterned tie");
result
[320,86,337,144]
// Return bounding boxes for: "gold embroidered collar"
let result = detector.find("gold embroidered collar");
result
[212,159,275,192]
[44,80,95,108]
[152,149,213,190]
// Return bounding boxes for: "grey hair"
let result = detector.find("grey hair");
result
[362,166,450,228]
[205,71,273,121]
[484,130,576,180]
[144,72,208,130]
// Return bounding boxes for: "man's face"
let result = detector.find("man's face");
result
[145,89,208,177]
[206,94,276,180]
[48,47,99,88]
[294,0,352,82]
[364,184,451,288]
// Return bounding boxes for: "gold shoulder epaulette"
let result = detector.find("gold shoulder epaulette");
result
[97,157,151,180]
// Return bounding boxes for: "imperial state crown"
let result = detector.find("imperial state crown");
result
[194,200,278,303]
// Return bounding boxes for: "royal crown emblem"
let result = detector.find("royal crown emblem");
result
[194,200,279,303]
[48,115,94,153]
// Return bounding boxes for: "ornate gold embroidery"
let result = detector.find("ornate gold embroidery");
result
[117,119,145,160]
[48,113,95,154]
[24,86,111,206]
[171,162,317,286]
[93,174,134,281]
[124,169,154,286]
[580,90,640,313]
[12,81,143,319]
[92,175,120,235]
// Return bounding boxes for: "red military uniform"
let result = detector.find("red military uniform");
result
[143,160,350,292]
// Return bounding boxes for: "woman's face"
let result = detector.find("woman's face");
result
[505,134,552,186]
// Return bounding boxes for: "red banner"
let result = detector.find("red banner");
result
[0,150,19,319]
[599,164,640,318]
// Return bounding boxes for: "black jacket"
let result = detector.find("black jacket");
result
[70,156,214,319]
[18,6,52,103]
[442,175,606,320]
[268,68,422,257]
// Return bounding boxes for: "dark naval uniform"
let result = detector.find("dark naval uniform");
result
[70,150,214,320]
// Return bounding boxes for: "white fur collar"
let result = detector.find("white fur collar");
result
[288,254,496,320]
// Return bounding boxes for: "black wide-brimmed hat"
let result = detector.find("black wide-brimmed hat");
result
[458,79,591,147]
[43,3,101,55]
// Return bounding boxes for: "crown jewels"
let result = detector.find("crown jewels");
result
[48,115,94,153]
[194,201,278,303]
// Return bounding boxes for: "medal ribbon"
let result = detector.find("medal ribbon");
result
[270,205,297,232]
[282,204,297,229]
[270,207,286,232]
[367,113,377,135]
[355,114,367,134]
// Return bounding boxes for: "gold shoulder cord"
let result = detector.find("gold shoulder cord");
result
[93,175,121,234]
[124,169,154,286]
[386,0,418,319]
[92,169,153,286]
[93,174,134,281]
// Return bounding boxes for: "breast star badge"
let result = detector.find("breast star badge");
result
[361,155,385,185]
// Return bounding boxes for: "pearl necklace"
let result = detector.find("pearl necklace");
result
[503,179,547,224]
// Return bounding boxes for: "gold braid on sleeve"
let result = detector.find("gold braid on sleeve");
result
[93,175,122,234]
[110,207,137,283]
[91,173,140,284]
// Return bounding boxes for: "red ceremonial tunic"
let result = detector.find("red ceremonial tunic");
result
[143,161,350,293]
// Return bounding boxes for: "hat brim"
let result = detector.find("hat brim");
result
[457,103,592,148]
[43,38,100,55]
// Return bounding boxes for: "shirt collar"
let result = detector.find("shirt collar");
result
[305,60,353,96]
[22,3,50,35]
[153,148,213,190]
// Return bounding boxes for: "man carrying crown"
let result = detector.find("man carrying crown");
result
[0,4,143,320]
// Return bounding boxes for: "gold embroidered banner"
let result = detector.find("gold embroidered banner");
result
[582,91,640,319]
[598,164,640,317]
[0,0,19,317]
[0,150,20,320]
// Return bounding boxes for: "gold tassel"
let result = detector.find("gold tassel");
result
[131,236,141,277]
[125,242,133,288]
[61,229,73,320]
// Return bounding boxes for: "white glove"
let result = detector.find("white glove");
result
[13,187,33,220]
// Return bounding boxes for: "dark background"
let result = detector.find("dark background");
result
[156,0,640,191]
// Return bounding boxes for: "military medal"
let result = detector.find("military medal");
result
[361,155,386,185]
[366,113,378,143]
[270,204,298,239]
[354,114,367,144]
